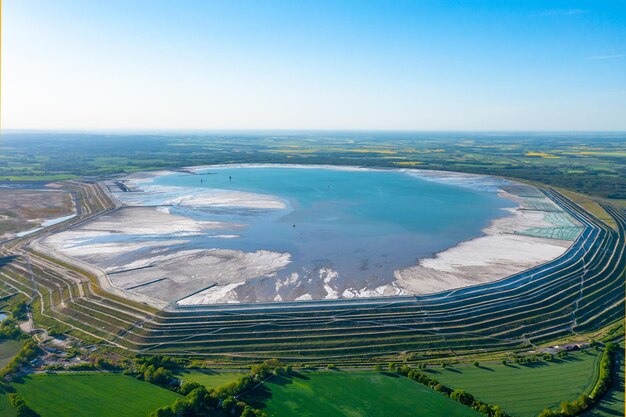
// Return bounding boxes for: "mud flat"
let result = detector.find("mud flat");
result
[40,203,289,304]
[113,249,290,303]
[0,186,75,240]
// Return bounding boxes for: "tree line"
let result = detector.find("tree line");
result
[397,366,511,417]
[538,343,619,417]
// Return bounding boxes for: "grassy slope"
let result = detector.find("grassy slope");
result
[9,373,180,417]
[555,187,616,229]
[432,351,601,417]
[0,339,22,369]
[247,371,482,417]
[176,369,246,388]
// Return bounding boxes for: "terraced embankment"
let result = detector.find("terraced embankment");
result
[0,181,624,364]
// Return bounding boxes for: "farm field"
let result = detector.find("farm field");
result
[8,373,180,417]
[175,369,246,388]
[245,371,482,417]
[432,350,601,417]
[0,339,22,368]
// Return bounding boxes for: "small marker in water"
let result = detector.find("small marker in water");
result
[292,224,296,228]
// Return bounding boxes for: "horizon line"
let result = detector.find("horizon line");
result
[3,128,626,135]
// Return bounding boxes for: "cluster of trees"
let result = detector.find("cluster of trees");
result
[8,394,40,417]
[131,356,181,388]
[151,384,265,417]
[537,343,618,417]
[512,351,566,365]
[150,359,282,417]
[0,340,41,380]
[0,318,23,340]
[10,301,28,321]
[399,368,510,417]
[537,394,593,417]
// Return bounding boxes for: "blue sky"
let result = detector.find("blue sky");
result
[2,1,625,130]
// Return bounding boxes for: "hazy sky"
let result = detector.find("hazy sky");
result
[2,1,625,131]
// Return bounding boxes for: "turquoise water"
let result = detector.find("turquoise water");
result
[120,167,513,299]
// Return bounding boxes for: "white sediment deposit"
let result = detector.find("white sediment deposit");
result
[163,189,286,209]
[115,182,287,210]
[393,191,575,294]
[117,249,291,303]
[41,205,291,303]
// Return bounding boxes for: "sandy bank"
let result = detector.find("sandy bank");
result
[136,249,291,303]
[118,179,287,210]
[394,190,576,294]
[162,189,287,209]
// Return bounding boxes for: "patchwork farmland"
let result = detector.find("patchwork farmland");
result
[0,181,624,364]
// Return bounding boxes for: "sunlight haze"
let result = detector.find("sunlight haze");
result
[2,0,626,131]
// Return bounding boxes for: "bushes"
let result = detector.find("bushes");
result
[10,301,28,321]
[589,342,618,399]
[0,340,41,380]
[451,389,475,406]
[150,360,277,417]
[0,318,23,340]
[141,365,174,386]
[8,394,40,417]
[130,355,180,389]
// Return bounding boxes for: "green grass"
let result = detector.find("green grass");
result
[0,339,22,369]
[175,369,246,388]
[246,371,482,417]
[8,373,180,417]
[431,351,601,417]
[0,394,17,417]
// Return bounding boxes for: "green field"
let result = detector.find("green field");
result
[0,339,22,369]
[246,371,482,417]
[8,373,180,417]
[175,369,246,388]
[0,395,16,417]
[432,351,601,417]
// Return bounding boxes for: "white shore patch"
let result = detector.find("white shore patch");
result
[295,294,313,301]
[320,267,339,299]
[117,181,287,210]
[162,189,287,209]
[342,284,409,298]
[178,283,244,305]
[393,190,575,294]
[55,207,238,237]
[109,248,290,303]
